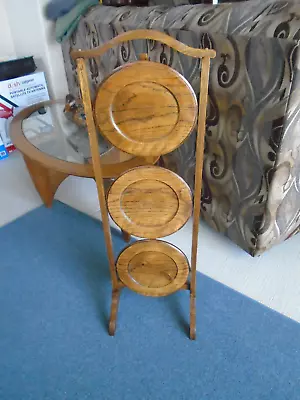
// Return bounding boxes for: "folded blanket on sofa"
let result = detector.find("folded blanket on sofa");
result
[55,0,99,42]
[46,0,78,20]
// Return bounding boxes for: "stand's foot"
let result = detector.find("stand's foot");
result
[108,289,121,336]
[23,155,68,208]
[121,229,131,243]
[189,293,196,340]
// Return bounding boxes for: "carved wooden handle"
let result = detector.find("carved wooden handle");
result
[71,29,216,60]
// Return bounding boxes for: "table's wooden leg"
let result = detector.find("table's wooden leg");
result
[23,155,69,208]
[121,230,131,243]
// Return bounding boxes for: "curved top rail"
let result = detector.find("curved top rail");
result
[71,29,216,60]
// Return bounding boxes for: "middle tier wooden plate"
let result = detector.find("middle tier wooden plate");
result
[107,166,193,239]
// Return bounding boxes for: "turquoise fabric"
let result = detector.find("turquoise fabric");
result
[46,0,77,20]
[55,0,98,42]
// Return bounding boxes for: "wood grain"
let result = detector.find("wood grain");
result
[139,53,149,61]
[190,56,212,341]
[23,155,68,207]
[116,240,190,297]
[72,30,215,339]
[10,101,158,179]
[108,289,121,336]
[121,230,131,243]
[94,62,197,156]
[107,166,192,239]
[77,58,118,289]
[71,29,216,60]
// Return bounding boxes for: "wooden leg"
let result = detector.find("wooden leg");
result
[190,291,196,340]
[23,156,69,208]
[108,289,121,336]
[121,229,131,243]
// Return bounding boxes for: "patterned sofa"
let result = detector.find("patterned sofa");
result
[61,0,300,256]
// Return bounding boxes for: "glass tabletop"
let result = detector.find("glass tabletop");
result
[21,102,132,165]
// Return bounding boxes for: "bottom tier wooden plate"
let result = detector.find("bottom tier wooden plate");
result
[116,240,189,297]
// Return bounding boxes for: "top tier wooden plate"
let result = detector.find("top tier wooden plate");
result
[94,61,197,157]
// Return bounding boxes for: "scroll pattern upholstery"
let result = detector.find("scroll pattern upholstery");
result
[61,0,300,255]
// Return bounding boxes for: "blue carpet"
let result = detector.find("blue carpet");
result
[0,201,299,400]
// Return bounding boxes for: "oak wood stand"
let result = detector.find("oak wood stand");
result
[73,30,216,340]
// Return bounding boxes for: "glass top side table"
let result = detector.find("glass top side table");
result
[10,100,157,207]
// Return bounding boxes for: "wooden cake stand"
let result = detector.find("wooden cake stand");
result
[72,29,215,339]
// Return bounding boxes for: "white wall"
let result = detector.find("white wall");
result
[0,0,15,61]
[1,0,68,99]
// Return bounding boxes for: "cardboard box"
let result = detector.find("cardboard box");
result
[0,72,50,153]
[0,133,8,160]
